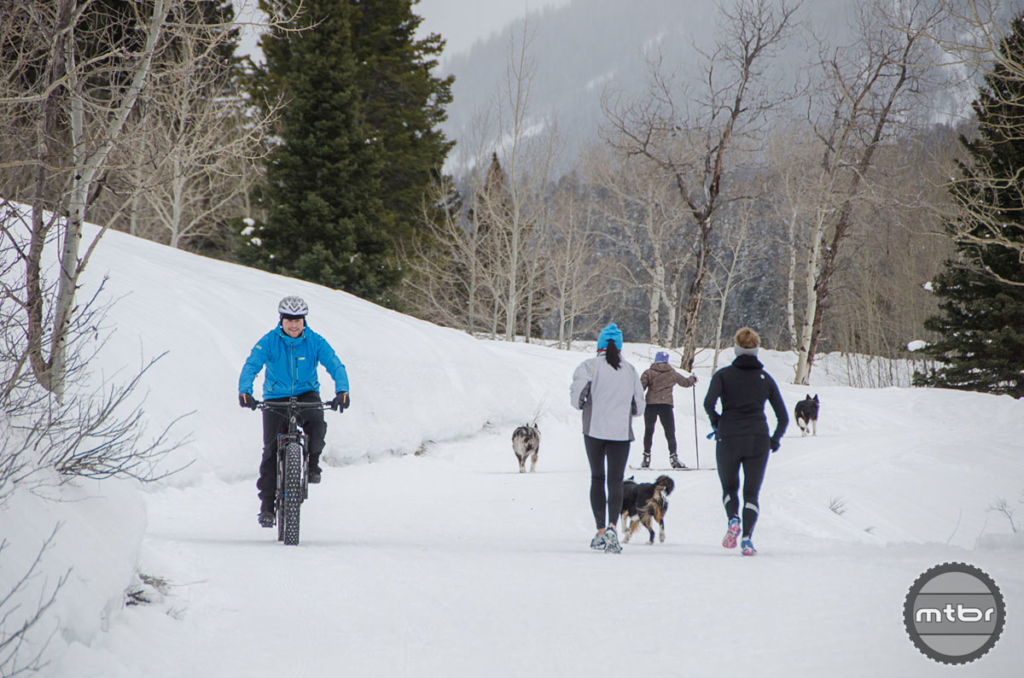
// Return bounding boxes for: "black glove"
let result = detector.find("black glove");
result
[770,436,781,453]
[239,393,258,410]
[329,391,349,412]
[578,383,591,409]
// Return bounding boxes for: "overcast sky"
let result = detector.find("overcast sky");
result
[233,0,573,64]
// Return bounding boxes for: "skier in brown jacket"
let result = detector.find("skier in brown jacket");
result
[640,351,698,469]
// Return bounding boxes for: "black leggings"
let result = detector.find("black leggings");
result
[643,403,677,455]
[257,391,326,504]
[716,434,770,538]
[584,436,631,530]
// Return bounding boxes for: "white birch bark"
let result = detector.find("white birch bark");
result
[51,0,169,397]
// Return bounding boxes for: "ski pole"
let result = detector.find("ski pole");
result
[692,385,700,470]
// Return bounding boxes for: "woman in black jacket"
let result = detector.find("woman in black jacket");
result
[703,327,787,556]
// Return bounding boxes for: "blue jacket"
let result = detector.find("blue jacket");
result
[238,324,349,400]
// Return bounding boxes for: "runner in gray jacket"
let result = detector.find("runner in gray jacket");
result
[570,323,646,554]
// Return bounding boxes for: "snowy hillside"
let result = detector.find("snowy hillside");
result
[2,223,1023,677]
[440,0,868,172]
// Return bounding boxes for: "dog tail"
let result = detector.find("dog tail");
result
[531,395,547,427]
[639,494,666,523]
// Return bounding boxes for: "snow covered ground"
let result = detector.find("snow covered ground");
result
[3,223,1023,677]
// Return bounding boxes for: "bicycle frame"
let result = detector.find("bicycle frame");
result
[257,397,329,545]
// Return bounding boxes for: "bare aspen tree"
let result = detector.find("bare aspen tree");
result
[1,200,190,487]
[708,197,757,372]
[0,1,293,396]
[546,177,613,349]
[10,0,173,397]
[493,22,558,341]
[925,0,1024,285]
[792,0,946,385]
[519,122,562,344]
[603,0,799,369]
[131,36,277,249]
[764,128,828,350]
[465,20,560,341]
[585,146,692,346]
[398,176,488,331]
[473,152,517,338]
[828,133,955,373]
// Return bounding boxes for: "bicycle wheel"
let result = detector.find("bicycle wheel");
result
[282,441,303,545]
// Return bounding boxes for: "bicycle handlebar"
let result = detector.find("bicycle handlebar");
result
[255,399,332,411]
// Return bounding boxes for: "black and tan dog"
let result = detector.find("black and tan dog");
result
[512,423,540,473]
[795,394,819,436]
[620,475,675,544]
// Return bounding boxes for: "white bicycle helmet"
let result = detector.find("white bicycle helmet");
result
[278,295,308,317]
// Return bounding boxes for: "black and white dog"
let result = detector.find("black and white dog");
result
[795,394,820,436]
[620,475,675,544]
[512,423,541,473]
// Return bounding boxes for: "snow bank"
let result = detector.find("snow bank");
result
[0,477,145,671]
[73,223,552,487]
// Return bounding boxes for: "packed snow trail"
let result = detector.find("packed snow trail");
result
[11,211,1022,678]
[56,419,1023,678]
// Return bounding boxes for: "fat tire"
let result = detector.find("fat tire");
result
[282,442,303,545]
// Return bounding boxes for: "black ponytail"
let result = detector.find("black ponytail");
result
[604,341,622,369]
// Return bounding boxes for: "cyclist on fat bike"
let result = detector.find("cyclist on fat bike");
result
[238,295,350,527]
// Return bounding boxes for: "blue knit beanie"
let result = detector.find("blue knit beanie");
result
[655,351,669,363]
[597,323,623,350]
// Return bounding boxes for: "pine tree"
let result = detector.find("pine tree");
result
[351,0,455,245]
[249,0,399,303]
[915,15,1024,398]
[241,0,453,305]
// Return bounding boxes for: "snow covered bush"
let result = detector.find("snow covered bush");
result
[0,206,187,677]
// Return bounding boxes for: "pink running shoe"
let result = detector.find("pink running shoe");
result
[722,517,741,548]
[741,538,757,556]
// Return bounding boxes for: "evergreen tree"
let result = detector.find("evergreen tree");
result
[250,0,399,303]
[243,0,453,305]
[915,15,1024,398]
[351,0,455,244]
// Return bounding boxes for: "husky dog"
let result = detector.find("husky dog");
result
[620,475,675,544]
[795,394,820,436]
[512,423,541,473]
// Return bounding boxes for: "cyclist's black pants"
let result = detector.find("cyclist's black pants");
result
[584,435,631,530]
[716,434,770,539]
[257,391,326,506]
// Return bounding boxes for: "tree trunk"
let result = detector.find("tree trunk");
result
[648,286,662,346]
[663,277,679,348]
[806,199,856,366]
[785,209,799,350]
[25,0,73,393]
[679,217,712,370]
[794,208,827,385]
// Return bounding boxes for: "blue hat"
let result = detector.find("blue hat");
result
[597,323,623,350]
[655,351,669,363]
